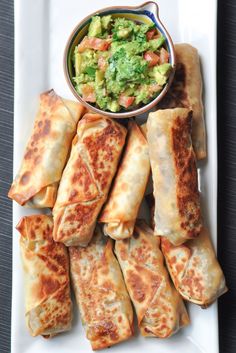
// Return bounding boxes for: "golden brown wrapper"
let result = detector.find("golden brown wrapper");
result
[8,89,85,208]
[53,113,127,247]
[100,121,150,239]
[161,227,227,307]
[115,220,189,338]
[157,44,206,160]
[147,108,202,245]
[69,226,133,350]
[16,214,72,338]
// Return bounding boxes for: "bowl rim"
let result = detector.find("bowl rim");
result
[63,1,176,118]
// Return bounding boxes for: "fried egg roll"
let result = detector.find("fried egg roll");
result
[69,226,133,350]
[147,108,202,245]
[158,44,206,160]
[115,220,189,338]
[100,121,150,239]
[161,227,227,307]
[17,214,72,338]
[8,89,85,208]
[53,113,127,246]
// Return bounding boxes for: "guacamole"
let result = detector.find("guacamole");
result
[73,15,172,112]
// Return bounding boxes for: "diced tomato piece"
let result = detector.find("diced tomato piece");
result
[78,36,111,53]
[118,95,135,108]
[98,56,108,72]
[82,84,96,103]
[159,48,169,64]
[146,29,157,41]
[144,51,160,67]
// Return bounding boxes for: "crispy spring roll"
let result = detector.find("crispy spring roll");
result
[158,44,206,160]
[16,215,72,338]
[100,121,150,239]
[53,113,127,247]
[69,226,133,350]
[147,108,202,245]
[8,89,85,208]
[115,220,189,338]
[161,227,227,307]
[146,195,227,306]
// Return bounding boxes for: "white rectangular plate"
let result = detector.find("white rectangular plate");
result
[12,0,218,352]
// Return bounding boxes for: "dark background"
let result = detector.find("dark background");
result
[0,0,235,352]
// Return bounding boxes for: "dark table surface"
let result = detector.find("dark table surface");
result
[0,0,236,352]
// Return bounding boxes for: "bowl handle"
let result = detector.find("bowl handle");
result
[138,1,175,68]
[138,1,159,19]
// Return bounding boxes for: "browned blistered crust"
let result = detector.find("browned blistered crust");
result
[8,89,85,207]
[82,116,126,193]
[55,202,102,247]
[171,111,202,239]
[53,113,127,247]
[17,215,72,337]
[157,44,206,160]
[115,221,189,338]
[161,229,228,306]
[69,227,133,350]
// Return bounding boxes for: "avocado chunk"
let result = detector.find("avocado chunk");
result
[101,15,112,30]
[116,27,132,39]
[149,64,171,85]
[135,85,150,104]
[74,52,82,76]
[157,63,172,75]
[117,41,147,55]
[148,36,166,51]
[113,17,135,40]
[79,49,98,74]
[88,16,102,37]
[152,71,167,85]
[107,100,120,112]
[95,70,104,86]
[95,89,108,110]
[123,86,136,96]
